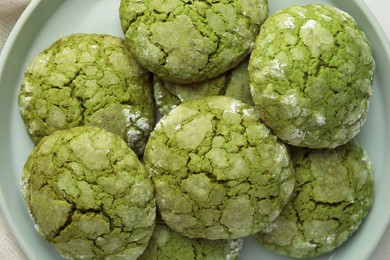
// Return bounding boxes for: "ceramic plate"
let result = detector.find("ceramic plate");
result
[0,0,389,259]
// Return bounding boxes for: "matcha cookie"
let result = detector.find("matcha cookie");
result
[154,59,253,115]
[18,33,155,156]
[21,126,156,259]
[249,4,375,148]
[140,217,243,260]
[119,0,268,83]
[254,140,374,258]
[144,96,295,240]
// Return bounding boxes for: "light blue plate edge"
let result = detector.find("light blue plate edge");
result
[346,0,390,259]
[0,0,59,259]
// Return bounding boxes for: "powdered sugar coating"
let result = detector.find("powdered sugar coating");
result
[144,96,295,240]
[140,220,243,259]
[254,140,374,258]
[18,33,155,156]
[249,4,375,148]
[120,0,268,83]
[21,127,156,259]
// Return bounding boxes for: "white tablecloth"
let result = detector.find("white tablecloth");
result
[1,0,390,259]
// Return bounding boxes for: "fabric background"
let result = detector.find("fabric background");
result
[1,1,31,259]
[0,0,30,52]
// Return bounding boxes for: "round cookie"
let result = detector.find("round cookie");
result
[119,0,268,84]
[248,4,375,149]
[144,96,295,240]
[21,126,156,259]
[18,33,155,156]
[140,217,243,260]
[154,59,253,115]
[254,140,374,258]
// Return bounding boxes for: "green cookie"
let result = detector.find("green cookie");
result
[21,126,156,259]
[18,33,155,156]
[144,96,295,240]
[120,0,268,83]
[254,140,374,258]
[249,4,375,148]
[140,217,243,260]
[154,59,253,115]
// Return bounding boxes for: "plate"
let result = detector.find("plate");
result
[0,0,389,259]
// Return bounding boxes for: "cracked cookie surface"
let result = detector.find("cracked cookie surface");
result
[140,216,243,260]
[18,33,155,156]
[254,140,374,258]
[153,59,253,116]
[249,4,375,149]
[120,0,268,84]
[144,96,295,239]
[21,126,156,259]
